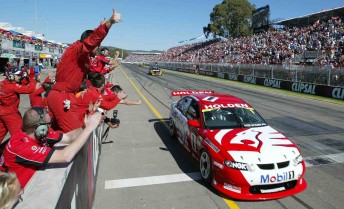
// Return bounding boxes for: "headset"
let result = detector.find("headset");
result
[100,48,108,55]
[7,74,15,81]
[32,107,49,138]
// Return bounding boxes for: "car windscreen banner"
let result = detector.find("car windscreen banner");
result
[171,90,215,97]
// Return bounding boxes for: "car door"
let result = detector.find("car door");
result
[174,97,192,150]
[185,99,203,156]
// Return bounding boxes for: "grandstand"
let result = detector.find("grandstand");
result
[0,22,67,72]
[124,51,162,63]
[127,6,344,68]
[275,5,344,27]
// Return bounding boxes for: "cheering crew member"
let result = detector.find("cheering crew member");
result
[75,74,126,124]
[29,72,53,107]
[47,8,121,133]
[91,49,120,74]
[0,68,36,144]
[0,107,102,187]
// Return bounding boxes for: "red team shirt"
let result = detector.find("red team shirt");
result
[0,129,62,187]
[91,54,110,74]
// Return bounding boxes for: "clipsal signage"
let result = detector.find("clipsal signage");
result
[264,79,281,89]
[228,74,238,81]
[243,76,256,84]
[332,87,344,99]
[291,83,316,94]
[217,72,225,79]
[204,103,249,109]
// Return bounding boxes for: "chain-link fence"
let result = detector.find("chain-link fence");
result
[151,62,344,87]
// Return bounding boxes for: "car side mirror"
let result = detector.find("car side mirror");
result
[187,119,200,128]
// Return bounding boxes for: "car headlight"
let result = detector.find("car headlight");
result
[293,154,303,166]
[224,160,255,172]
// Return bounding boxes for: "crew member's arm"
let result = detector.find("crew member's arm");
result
[93,92,121,110]
[10,79,36,94]
[83,8,121,53]
[48,113,101,163]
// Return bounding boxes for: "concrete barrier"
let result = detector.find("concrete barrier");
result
[15,124,104,209]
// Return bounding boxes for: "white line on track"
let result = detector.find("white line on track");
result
[105,153,344,190]
[105,172,201,189]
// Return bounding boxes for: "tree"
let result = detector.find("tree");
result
[203,0,254,39]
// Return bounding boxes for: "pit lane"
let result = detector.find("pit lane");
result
[93,64,344,209]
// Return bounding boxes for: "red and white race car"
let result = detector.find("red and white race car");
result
[169,90,307,200]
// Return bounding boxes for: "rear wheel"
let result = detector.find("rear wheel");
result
[199,149,212,182]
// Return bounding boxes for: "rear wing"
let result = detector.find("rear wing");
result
[171,90,215,97]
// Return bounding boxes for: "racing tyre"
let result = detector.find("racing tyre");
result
[169,119,176,139]
[199,149,212,183]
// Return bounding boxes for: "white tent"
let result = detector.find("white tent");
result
[0,22,14,30]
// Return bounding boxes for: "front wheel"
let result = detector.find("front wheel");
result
[199,149,212,183]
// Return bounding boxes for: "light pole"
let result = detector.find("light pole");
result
[35,0,38,33]
[121,34,123,59]
[45,18,48,39]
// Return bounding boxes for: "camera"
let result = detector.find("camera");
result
[104,110,120,125]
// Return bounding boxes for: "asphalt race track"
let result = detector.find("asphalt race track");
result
[93,64,344,209]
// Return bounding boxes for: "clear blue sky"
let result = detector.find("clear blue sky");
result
[1,0,343,51]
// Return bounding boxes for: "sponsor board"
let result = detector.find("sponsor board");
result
[228,74,238,81]
[243,76,256,84]
[264,79,281,88]
[217,72,225,79]
[332,87,344,99]
[291,83,316,94]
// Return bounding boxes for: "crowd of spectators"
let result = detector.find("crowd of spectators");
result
[0,28,64,50]
[126,17,344,68]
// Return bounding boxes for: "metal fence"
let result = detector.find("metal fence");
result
[151,62,344,87]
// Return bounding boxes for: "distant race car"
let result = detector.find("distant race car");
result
[169,90,307,200]
[148,66,162,76]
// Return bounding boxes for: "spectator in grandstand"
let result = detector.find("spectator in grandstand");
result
[0,172,22,209]
[0,107,102,187]
[91,48,121,74]
[47,8,121,133]
[0,67,36,144]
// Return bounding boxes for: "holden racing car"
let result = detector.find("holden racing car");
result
[169,90,307,200]
[148,66,162,76]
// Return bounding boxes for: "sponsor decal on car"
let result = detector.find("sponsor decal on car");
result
[202,96,219,102]
[260,186,286,193]
[226,161,249,171]
[213,161,224,169]
[204,138,220,153]
[260,171,295,183]
[171,90,214,96]
[224,183,242,193]
[204,103,249,109]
